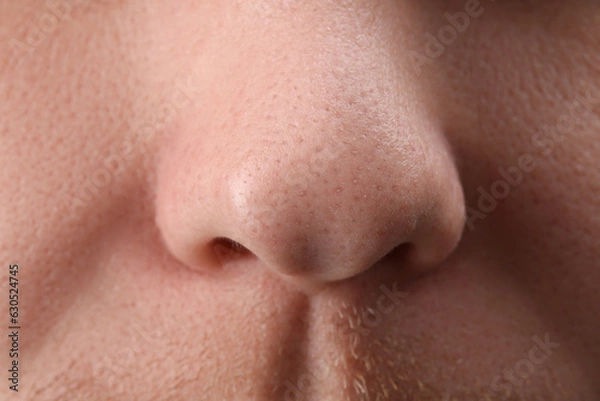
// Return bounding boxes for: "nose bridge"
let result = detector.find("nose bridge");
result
[222,45,424,229]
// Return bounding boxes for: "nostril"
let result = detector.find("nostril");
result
[211,237,251,265]
[380,242,414,264]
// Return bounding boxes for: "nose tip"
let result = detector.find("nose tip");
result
[231,135,464,282]
[156,125,466,284]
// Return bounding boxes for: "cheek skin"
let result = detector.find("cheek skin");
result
[1,1,600,401]
[440,0,600,379]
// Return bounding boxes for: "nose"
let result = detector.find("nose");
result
[155,5,465,284]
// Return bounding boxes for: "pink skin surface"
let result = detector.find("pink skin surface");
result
[1,1,599,400]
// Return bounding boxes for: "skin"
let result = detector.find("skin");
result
[1,0,599,400]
